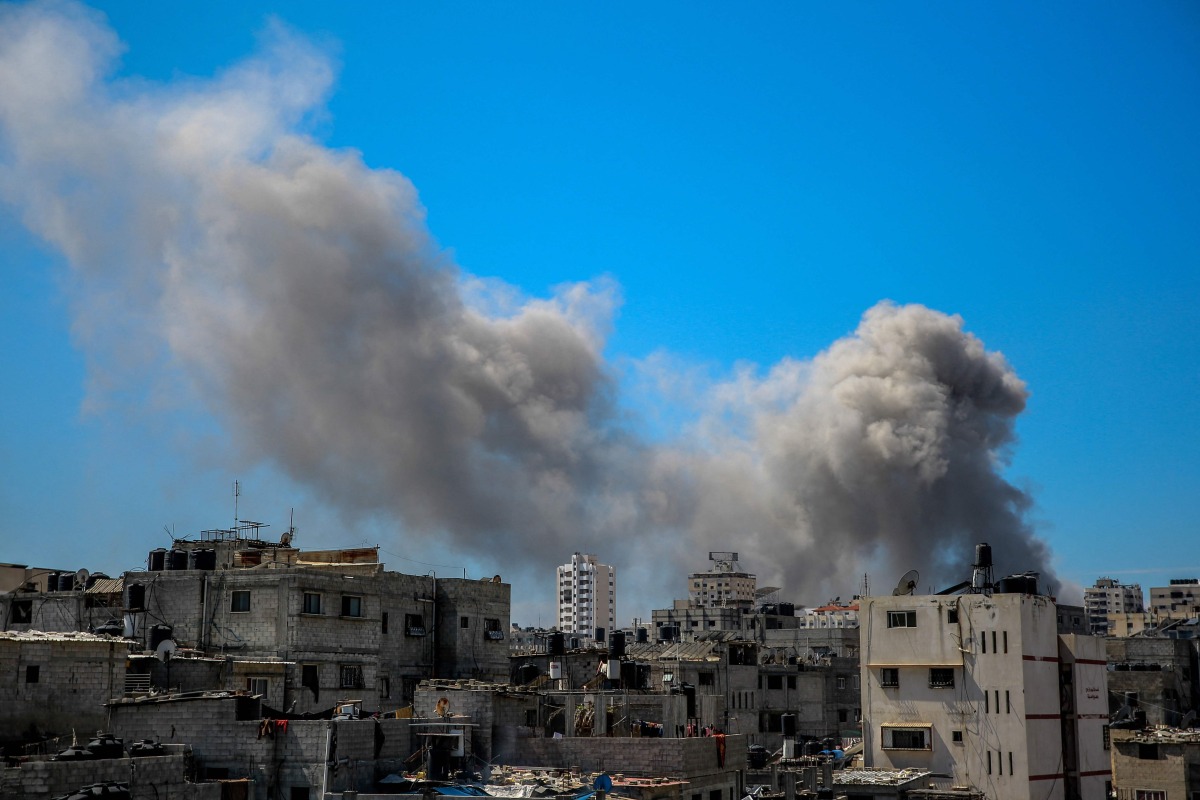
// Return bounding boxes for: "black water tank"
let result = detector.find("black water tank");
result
[781,713,797,737]
[127,584,146,611]
[636,627,648,643]
[148,549,167,571]
[975,542,993,569]
[779,603,795,617]
[636,662,651,689]
[59,574,76,592]
[748,744,768,769]
[621,660,637,686]
[166,550,188,570]
[45,572,59,592]
[803,739,821,756]
[548,632,565,656]
[149,624,173,651]
[609,631,626,659]
[516,663,540,685]
[191,549,216,570]
[595,627,606,643]
[86,572,110,589]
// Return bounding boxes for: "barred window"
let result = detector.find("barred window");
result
[340,664,364,689]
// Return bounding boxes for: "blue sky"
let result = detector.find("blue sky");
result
[1,1,1197,622]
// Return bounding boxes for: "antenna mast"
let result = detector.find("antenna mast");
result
[233,480,240,530]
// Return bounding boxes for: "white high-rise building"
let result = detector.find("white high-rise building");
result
[556,553,616,637]
[1083,577,1143,635]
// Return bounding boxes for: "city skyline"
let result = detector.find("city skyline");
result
[1,1,1197,625]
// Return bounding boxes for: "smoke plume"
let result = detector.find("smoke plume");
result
[0,2,1057,608]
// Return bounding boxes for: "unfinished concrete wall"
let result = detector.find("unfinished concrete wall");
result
[502,734,747,782]
[0,632,131,741]
[108,694,416,800]
[0,748,217,800]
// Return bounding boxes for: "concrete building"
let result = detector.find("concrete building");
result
[1110,727,1200,800]
[2,529,512,714]
[1150,578,1200,623]
[860,589,1110,800]
[0,630,134,744]
[798,602,859,629]
[556,552,616,637]
[412,678,748,800]
[1084,577,1144,636]
[689,553,757,610]
[1105,636,1199,727]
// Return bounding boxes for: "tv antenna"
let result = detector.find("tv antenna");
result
[892,569,920,596]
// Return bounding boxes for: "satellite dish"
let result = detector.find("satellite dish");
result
[435,697,450,718]
[74,568,90,591]
[156,639,177,662]
[892,570,920,596]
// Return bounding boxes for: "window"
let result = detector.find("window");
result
[1003,630,1008,653]
[887,610,916,628]
[461,616,470,629]
[525,709,538,727]
[379,676,391,698]
[952,730,963,744]
[340,595,362,618]
[25,665,39,683]
[880,668,899,688]
[405,613,426,636]
[699,671,716,687]
[290,789,311,800]
[1006,690,1011,713]
[981,631,987,653]
[838,709,848,723]
[992,631,997,653]
[340,664,365,690]
[302,664,319,698]
[883,727,930,750]
[246,677,268,696]
[302,592,321,614]
[929,668,954,688]
[382,612,389,634]
[1134,791,1165,800]
[484,618,504,640]
[837,676,847,689]
[853,674,860,689]
[946,608,958,624]
[231,590,250,613]
[787,676,796,689]
[12,599,32,623]
[767,675,783,690]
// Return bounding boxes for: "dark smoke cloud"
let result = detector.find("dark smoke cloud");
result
[0,2,1058,608]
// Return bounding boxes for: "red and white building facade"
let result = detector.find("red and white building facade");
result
[860,591,1110,800]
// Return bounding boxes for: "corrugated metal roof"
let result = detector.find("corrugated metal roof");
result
[85,577,124,594]
[0,630,129,643]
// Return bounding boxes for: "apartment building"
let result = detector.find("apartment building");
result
[1084,577,1144,636]
[556,552,615,636]
[1150,578,1200,623]
[860,589,1109,800]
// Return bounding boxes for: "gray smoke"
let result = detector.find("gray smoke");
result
[0,2,1057,606]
